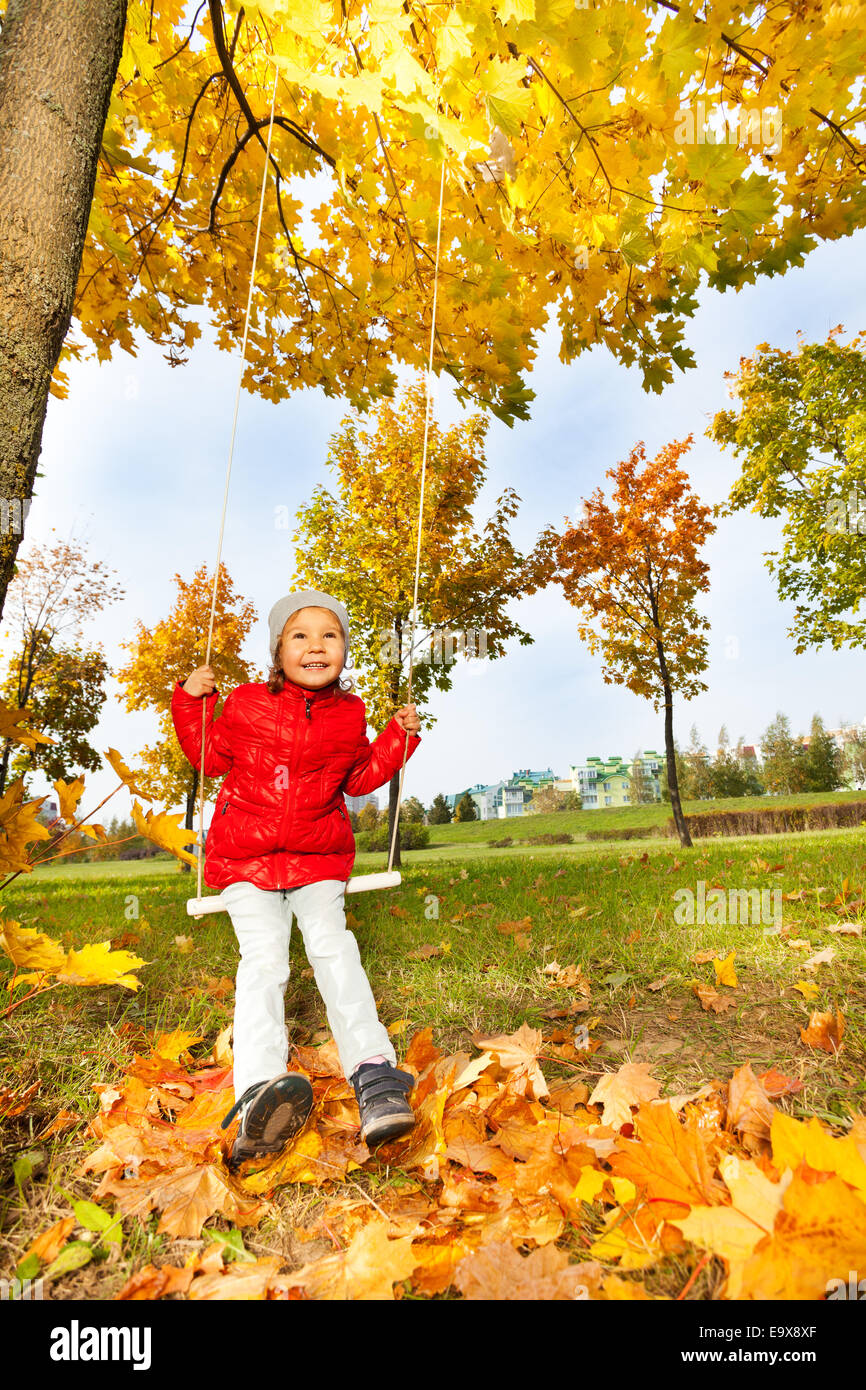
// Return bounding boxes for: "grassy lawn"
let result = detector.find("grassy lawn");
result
[1,824,864,1298]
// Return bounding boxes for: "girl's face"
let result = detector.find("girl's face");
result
[279,607,345,690]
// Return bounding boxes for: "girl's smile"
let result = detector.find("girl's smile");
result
[280,606,346,690]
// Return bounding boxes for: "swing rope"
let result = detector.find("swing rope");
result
[193,55,447,901]
[386,155,446,875]
[195,61,279,907]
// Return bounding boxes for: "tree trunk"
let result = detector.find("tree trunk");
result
[182,767,199,875]
[656,642,692,848]
[0,0,127,621]
[0,738,11,796]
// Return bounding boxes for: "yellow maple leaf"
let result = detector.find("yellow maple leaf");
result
[589,1062,662,1130]
[288,1216,417,1299]
[0,918,65,974]
[793,978,820,1000]
[771,1112,866,1196]
[57,942,147,991]
[152,1030,202,1062]
[53,776,85,823]
[0,779,52,873]
[131,801,198,866]
[0,698,55,750]
[713,950,738,988]
[737,1174,866,1300]
[105,749,152,799]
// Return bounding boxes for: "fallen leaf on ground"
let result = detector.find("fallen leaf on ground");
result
[26,1217,76,1264]
[799,1010,845,1054]
[288,1217,416,1300]
[692,981,736,1014]
[589,1063,662,1130]
[713,951,738,988]
[454,1240,602,1300]
[801,946,835,973]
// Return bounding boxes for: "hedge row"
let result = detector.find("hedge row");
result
[584,826,659,842]
[668,800,866,838]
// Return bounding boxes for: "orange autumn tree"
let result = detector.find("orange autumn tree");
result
[547,438,715,848]
[115,564,260,851]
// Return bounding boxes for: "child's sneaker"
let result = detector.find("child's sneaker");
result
[351,1061,415,1146]
[221,1072,314,1170]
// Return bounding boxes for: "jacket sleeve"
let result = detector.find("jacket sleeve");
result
[342,715,421,797]
[170,681,235,777]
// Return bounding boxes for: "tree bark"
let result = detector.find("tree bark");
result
[182,767,199,874]
[657,640,692,848]
[0,0,127,620]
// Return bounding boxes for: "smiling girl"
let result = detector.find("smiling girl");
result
[172,590,422,1167]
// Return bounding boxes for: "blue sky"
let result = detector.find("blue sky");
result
[10,225,866,822]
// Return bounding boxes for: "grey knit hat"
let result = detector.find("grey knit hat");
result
[268,591,350,665]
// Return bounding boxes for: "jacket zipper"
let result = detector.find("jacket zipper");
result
[276,694,312,846]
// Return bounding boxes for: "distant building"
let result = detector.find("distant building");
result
[446,781,528,820]
[510,768,557,791]
[563,753,661,808]
[629,750,663,802]
[344,792,378,815]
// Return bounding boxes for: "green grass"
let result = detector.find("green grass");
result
[2,824,864,1297]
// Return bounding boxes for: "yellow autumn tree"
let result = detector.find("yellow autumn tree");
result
[2,1,866,613]
[114,564,260,853]
[291,375,556,863]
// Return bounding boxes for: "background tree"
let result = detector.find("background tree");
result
[760,712,806,795]
[427,793,452,825]
[803,714,845,792]
[114,563,258,868]
[454,793,477,823]
[526,785,580,815]
[709,328,866,653]
[547,438,715,847]
[3,2,866,617]
[0,537,123,793]
[628,753,655,806]
[399,796,426,824]
[291,377,555,866]
[683,725,714,801]
[731,738,765,797]
[0,639,109,786]
[356,802,381,834]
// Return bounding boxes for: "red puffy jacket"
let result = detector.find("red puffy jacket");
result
[171,676,421,892]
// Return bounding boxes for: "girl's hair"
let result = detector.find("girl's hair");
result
[266,627,354,696]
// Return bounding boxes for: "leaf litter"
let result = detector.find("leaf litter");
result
[36,1020,866,1301]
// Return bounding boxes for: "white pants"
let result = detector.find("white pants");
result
[220,878,396,1098]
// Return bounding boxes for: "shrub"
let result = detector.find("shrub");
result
[525,832,573,845]
[356,822,431,852]
[487,837,514,848]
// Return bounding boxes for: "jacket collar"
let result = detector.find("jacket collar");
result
[279,675,341,703]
